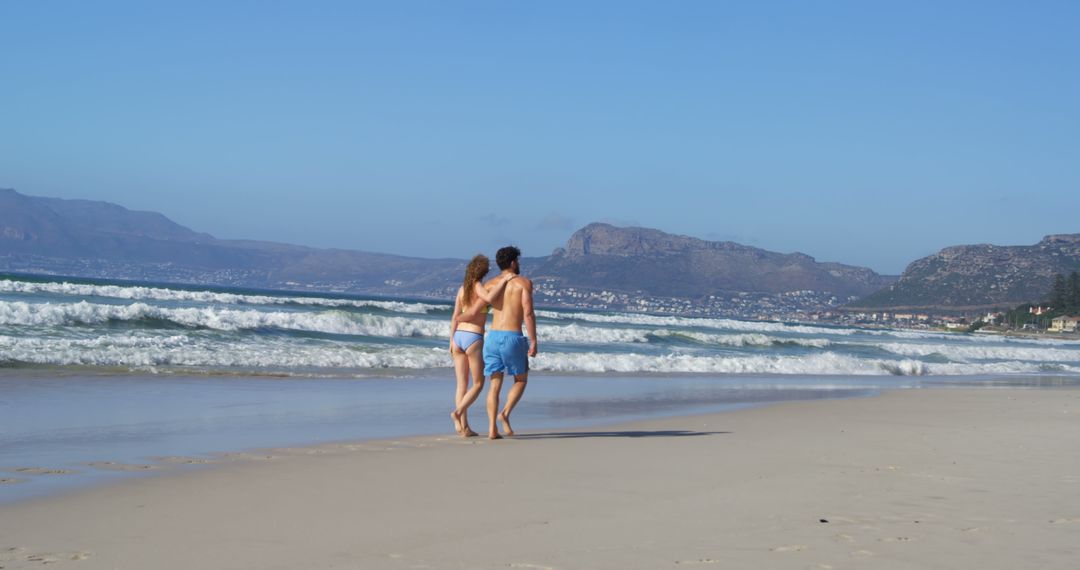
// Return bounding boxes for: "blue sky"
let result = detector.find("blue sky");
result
[2,1,1077,274]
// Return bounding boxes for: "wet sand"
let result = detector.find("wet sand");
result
[1,388,1078,569]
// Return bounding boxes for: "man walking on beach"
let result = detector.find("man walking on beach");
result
[483,246,538,439]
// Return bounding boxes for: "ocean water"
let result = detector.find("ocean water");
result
[3,275,1080,503]
[2,275,1080,378]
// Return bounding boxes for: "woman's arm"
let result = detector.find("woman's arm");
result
[472,273,515,305]
[459,274,515,320]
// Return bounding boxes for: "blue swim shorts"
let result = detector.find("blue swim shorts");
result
[483,330,530,376]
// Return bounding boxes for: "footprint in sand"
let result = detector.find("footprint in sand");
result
[10,467,78,476]
[833,534,855,543]
[1050,517,1079,524]
[84,462,159,472]
[850,550,875,557]
[269,447,328,456]
[674,559,722,565]
[508,564,554,569]
[2,547,92,566]
[153,456,214,465]
[824,516,860,525]
[219,453,278,461]
[1,546,26,561]
[878,537,914,543]
[770,545,807,553]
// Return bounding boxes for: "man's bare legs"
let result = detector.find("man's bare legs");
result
[486,372,504,439]
[487,372,527,438]
[499,374,527,437]
[451,344,484,437]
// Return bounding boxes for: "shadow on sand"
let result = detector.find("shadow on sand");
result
[514,430,730,440]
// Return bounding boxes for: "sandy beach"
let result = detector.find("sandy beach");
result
[2,387,1078,569]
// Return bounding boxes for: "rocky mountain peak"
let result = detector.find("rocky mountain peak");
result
[562,223,694,257]
[538,223,892,298]
[1040,234,1080,247]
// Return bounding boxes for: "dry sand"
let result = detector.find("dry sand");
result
[1,388,1078,569]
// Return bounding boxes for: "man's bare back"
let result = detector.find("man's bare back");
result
[485,270,537,356]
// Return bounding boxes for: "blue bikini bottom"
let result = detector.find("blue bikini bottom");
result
[453,330,483,352]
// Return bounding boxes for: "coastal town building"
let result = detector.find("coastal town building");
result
[982,312,1003,325]
[1049,316,1080,333]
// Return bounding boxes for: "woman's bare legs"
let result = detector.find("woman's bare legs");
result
[452,342,485,437]
[450,345,470,435]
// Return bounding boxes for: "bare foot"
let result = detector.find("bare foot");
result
[488,431,503,440]
[499,411,515,437]
[450,410,464,435]
[463,427,479,437]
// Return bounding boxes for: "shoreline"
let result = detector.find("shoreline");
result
[2,387,1079,569]
[4,372,1079,506]
[2,372,898,505]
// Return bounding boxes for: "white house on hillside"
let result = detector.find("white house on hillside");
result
[1049,316,1080,333]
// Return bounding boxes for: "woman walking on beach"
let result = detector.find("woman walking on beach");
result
[449,254,514,436]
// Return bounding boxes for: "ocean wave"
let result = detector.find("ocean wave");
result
[3,332,1075,376]
[535,310,947,340]
[0,279,446,314]
[0,334,450,369]
[0,300,449,338]
[530,351,1077,376]
[0,300,656,344]
[652,330,833,348]
[874,342,1080,364]
[540,323,651,344]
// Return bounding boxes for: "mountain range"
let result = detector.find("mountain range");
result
[853,234,1080,310]
[0,188,464,292]
[533,223,893,299]
[3,188,1079,312]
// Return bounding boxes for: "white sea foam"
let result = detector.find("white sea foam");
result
[0,300,657,344]
[536,310,949,340]
[4,280,1079,378]
[0,279,446,314]
[540,323,651,344]
[3,332,1074,376]
[875,342,1080,364]
[0,334,450,369]
[0,300,449,338]
[653,330,834,348]
[530,351,1077,376]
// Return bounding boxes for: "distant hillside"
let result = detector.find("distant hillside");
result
[533,223,896,298]
[0,188,462,292]
[852,234,1080,311]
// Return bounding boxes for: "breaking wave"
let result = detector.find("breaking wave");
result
[536,310,946,340]
[875,342,1080,363]
[0,300,448,338]
[531,351,1078,376]
[0,279,446,314]
[0,301,662,344]
[2,333,1074,376]
[0,334,450,369]
[2,277,1078,379]
[652,330,834,348]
